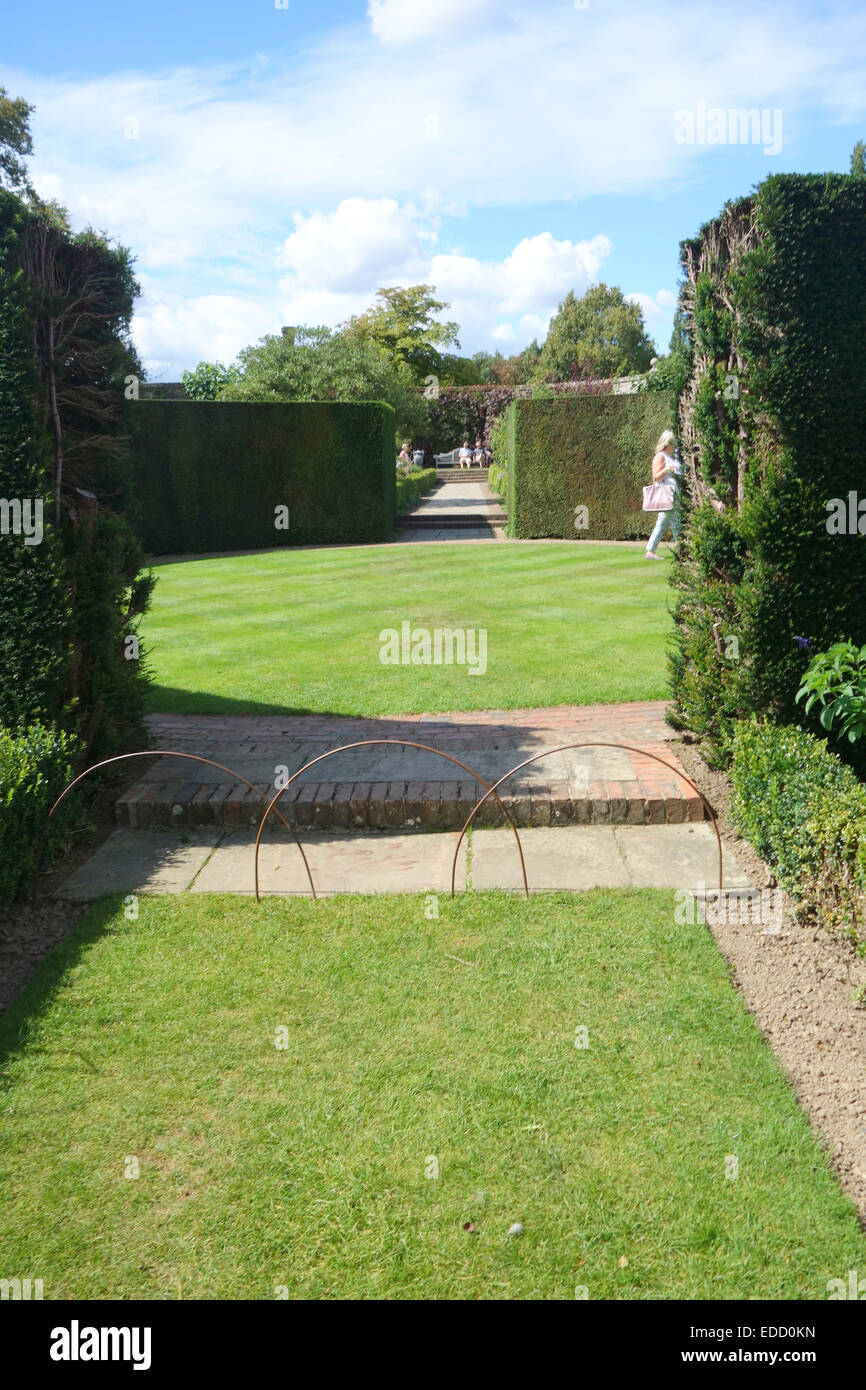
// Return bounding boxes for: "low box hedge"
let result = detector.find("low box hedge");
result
[131,399,396,555]
[396,467,437,513]
[730,719,866,948]
[0,723,81,906]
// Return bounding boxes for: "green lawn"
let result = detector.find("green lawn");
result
[142,542,673,716]
[2,889,862,1300]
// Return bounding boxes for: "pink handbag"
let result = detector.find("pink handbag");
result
[642,481,674,512]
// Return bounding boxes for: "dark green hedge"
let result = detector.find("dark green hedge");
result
[0,723,80,906]
[503,393,672,539]
[731,720,866,949]
[670,175,866,765]
[131,400,397,554]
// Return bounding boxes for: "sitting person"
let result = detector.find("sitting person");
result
[458,441,473,470]
[473,438,486,467]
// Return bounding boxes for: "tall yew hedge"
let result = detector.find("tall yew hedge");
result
[130,399,397,554]
[0,189,152,758]
[503,393,671,540]
[669,174,866,765]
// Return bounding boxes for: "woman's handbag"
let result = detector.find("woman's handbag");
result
[642,481,675,512]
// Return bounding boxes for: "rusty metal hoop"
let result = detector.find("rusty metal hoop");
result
[253,739,528,902]
[449,742,724,899]
[33,750,318,900]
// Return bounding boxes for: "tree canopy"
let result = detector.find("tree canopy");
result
[537,283,656,381]
[220,325,427,436]
[0,86,34,192]
[343,284,459,384]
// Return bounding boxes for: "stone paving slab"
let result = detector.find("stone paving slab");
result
[116,703,703,831]
[469,824,749,892]
[57,829,221,901]
[56,822,748,901]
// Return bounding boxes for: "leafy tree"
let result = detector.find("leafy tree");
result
[343,284,459,384]
[537,283,655,381]
[181,360,242,400]
[851,140,866,177]
[0,86,33,192]
[222,325,428,438]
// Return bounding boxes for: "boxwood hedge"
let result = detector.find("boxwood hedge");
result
[731,719,866,948]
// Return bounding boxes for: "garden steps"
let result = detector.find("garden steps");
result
[114,703,707,831]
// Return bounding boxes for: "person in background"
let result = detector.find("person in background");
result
[644,429,682,559]
[458,441,473,470]
[473,438,486,467]
[397,439,413,471]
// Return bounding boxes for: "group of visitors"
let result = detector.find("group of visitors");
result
[458,439,490,469]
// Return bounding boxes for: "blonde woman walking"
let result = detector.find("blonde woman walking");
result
[644,429,682,559]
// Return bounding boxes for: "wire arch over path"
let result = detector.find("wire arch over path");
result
[448,742,723,899]
[252,739,528,902]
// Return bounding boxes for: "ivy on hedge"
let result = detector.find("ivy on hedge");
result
[499,393,672,540]
[671,175,866,765]
[131,399,397,553]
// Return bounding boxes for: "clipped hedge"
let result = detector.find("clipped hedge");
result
[0,723,80,906]
[730,720,866,948]
[131,400,396,554]
[396,467,436,513]
[503,393,672,539]
[670,174,866,765]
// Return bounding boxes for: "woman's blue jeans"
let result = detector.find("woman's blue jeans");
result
[646,503,681,552]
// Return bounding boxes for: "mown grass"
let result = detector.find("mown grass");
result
[1,889,862,1300]
[142,542,672,716]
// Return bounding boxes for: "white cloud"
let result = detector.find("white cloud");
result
[367,0,493,46]
[8,0,865,373]
[627,289,678,324]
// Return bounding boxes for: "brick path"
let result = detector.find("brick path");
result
[116,702,705,830]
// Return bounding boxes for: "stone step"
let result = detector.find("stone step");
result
[396,513,507,528]
[116,778,705,831]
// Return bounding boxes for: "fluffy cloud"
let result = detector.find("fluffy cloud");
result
[11,0,865,373]
[367,0,493,46]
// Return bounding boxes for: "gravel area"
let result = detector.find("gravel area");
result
[675,737,866,1220]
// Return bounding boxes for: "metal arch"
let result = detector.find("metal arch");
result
[449,742,724,899]
[33,750,319,900]
[253,738,528,902]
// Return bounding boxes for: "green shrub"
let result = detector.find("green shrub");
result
[671,175,866,764]
[395,467,436,513]
[130,400,396,553]
[0,723,81,906]
[501,393,672,539]
[487,463,507,500]
[730,719,866,947]
[796,640,866,744]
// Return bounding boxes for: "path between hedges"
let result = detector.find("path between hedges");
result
[397,473,507,541]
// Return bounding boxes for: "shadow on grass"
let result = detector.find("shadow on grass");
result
[0,897,119,1076]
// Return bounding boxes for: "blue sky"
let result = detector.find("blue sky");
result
[4,0,865,379]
